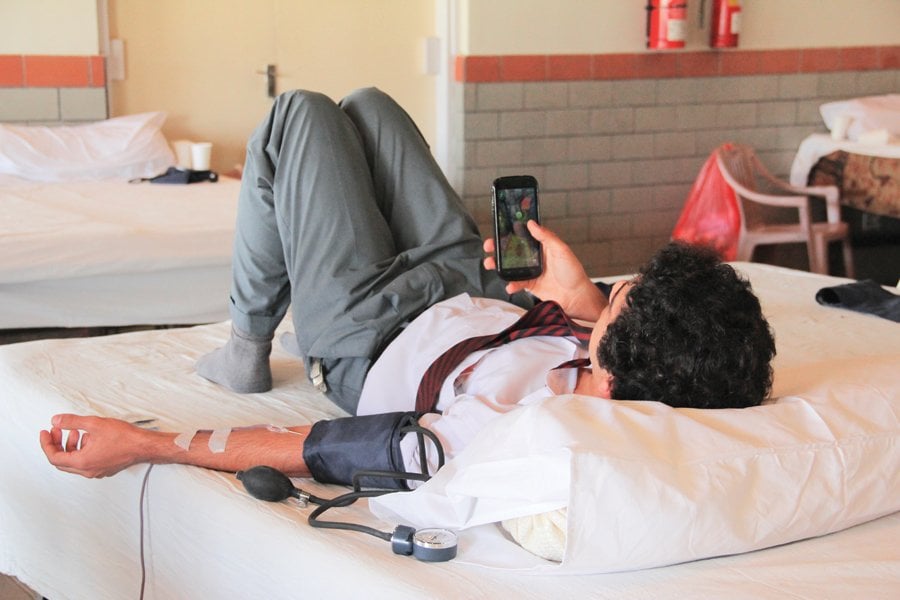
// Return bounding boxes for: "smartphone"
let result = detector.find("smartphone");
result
[491,175,543,281]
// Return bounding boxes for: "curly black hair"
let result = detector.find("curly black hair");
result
[598,242,776,409]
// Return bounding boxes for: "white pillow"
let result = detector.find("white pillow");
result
[0,112,175,182]
[371,354,900,573]
[819,94,900,142]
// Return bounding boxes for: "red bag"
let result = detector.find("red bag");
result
[671,151,740,261]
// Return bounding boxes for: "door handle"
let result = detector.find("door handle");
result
[256,64,277,98]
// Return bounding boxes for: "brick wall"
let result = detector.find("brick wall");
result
[456,47,900,277]
[0,55,107,124]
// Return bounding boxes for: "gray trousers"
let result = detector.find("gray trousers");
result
[229,88,529,414]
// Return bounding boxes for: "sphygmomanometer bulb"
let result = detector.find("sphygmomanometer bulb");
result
[236,465,298,502]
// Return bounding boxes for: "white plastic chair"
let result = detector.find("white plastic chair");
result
[715,143,854,277]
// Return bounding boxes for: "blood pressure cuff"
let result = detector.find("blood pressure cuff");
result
[302,411,416,490]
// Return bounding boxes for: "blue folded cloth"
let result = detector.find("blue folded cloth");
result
[815,280,900,323]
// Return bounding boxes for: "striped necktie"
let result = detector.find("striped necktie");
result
[415,300,592,413]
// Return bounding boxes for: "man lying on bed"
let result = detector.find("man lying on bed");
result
[40,88,775,487]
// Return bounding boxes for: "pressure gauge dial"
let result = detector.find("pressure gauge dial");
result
[391,525,458,562]
[412,528,458,562]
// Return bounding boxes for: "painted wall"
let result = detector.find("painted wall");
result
[0,1,439,172]
[461,0,900,54]
[10,0,897,60]
[106,0,440,173]
[3,0,898,172]
[0,0,99,54]
[0,1,105,124]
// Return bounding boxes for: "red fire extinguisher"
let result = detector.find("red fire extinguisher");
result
[709,0,741,48]
[646,1,688,50]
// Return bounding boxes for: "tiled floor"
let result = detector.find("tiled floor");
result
[0,574,39,600]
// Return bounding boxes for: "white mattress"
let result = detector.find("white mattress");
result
[0,175,240,328]
[0,263,898,599]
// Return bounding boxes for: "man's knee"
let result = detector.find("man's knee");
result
[339,87,426,148]
[339,86,389,114]
[246,89,345,161]
[271,89,339,125]
[339,87,411,130]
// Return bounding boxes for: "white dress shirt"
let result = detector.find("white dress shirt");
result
[357,293,588,475]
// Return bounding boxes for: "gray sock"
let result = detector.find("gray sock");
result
[196,325,273,393]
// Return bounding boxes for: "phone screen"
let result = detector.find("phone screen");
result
[492,176,542,281]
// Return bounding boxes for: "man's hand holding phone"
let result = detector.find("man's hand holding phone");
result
[491,175,543,282]
[484,220,608,322]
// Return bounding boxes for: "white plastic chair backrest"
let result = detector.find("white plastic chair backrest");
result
[717,143,757,192]
[715,143,756,231]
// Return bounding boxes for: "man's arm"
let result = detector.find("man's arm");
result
[483,221,608,321]
[40,414,311,479]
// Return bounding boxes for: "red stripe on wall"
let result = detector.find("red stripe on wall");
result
[456,45,900,83]
[0,55,24,86]
[841,46,880,71]
[0,55,105,87]
[25,56,90,86]
[799,48,845,73]
[501,55,547,82]
[592,53,636,80]
[89,56,106,87]
[882,46,900,68]
[633,52,680,78]
[456,55,500,83]
[752,49,803,74]
[676,52,719,77]
[548,54,592,81]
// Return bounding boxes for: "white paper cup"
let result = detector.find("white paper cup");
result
[191,142,213,171]
[830,115,853,141]
[172,139,193,169]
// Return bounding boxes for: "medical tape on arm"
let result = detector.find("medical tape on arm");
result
[173,430,197,451]
[208,428,233,453]
[171,429,230,452]
[173,425,302,452]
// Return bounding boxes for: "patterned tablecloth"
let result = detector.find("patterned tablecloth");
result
[807,150,900,219]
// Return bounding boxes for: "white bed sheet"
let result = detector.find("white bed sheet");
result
[1,263,899,599]
[0,175,240,328]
